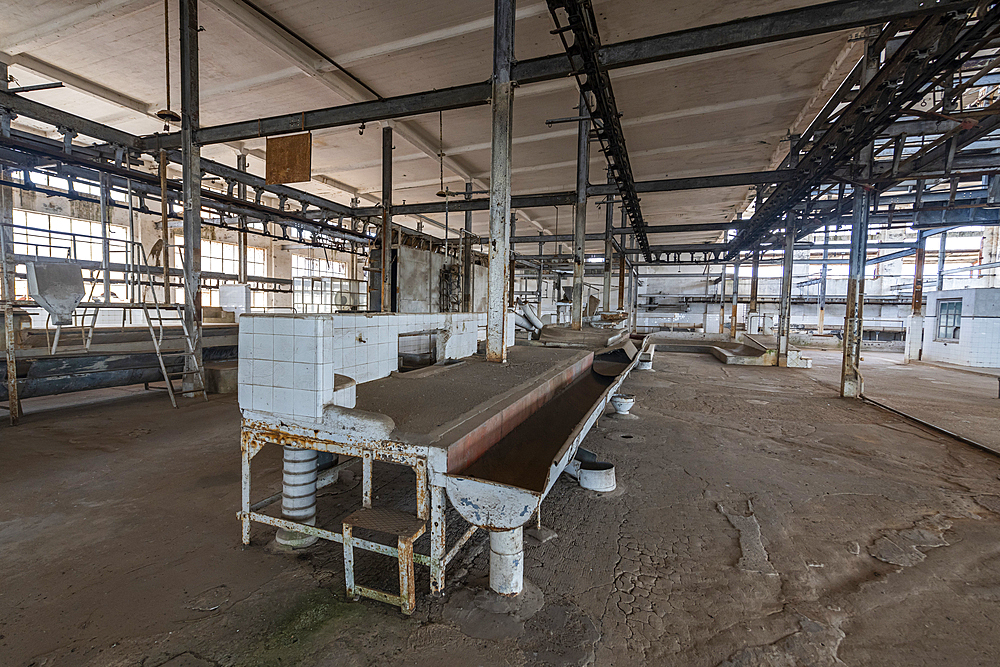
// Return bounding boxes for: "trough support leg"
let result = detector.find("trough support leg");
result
[430,484,446,595]
[490,527,524,596]
[275,446,318,548]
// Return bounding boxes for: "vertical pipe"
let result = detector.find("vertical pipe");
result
[100,173,111,303]
[777,221,795,366]
[237,152,248,284]
[937,231,947,291]
[180,0,202,392]
[537,232,543,307]
[490,527,524,595]
[381,125,393,312]
[159,149,170,303]
[0,63,18,424]
[486,0,515,362]
[602,174,613,312]
[730,262,739,339]
[571,91,590,331]
[463,181,473,312]
[818,226,829,333]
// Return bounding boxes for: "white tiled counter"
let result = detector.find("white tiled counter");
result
[238,312,486,420]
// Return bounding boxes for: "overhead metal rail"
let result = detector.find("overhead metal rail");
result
[546,0,651,261]
[729,5,1000,259]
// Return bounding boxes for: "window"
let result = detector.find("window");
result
[173,236,267,308]
[291,254,347,278]
[11,209,130,302]
[937,300,962,340]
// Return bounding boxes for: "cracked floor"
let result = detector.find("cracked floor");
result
[2,349,1000,666]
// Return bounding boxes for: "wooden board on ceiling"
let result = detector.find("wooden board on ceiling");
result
[266,133,312,184]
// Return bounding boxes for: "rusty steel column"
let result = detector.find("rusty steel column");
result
[0,63,18,424]
[159,149,170,302]
[617,207,626,311]
[463,181,473,312]
[486,0,515,363]
[237,152,249,284]
[180,0,202,393]
[777,221,795,366]
[602,174,613,312]
[936,230,947,291]
[818,226,829,334]
[718,263,727,334]
[748,247,759,315]
[571,91,590,331]
[381,125,393,312]
[841,37,878,398]
[730,262,739,339]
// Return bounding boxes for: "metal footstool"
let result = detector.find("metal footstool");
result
[342,507,427,614]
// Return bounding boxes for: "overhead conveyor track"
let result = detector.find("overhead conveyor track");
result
[545,0,651,262]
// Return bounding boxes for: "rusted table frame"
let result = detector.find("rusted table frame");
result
[239,415,478,596]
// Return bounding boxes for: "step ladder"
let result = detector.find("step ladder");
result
[136,246,207,408]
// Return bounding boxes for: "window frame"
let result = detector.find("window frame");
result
[936,299,962,341]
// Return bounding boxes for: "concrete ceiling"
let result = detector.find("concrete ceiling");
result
[0,0,859,253]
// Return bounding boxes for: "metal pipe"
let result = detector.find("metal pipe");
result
[514,311,538,334]
[486,0,515,363]
[730,262,739,339]
[571,91,590,331]
[99,172,111,303]
[381,125,393,312]
[275,446,319,548]
[937,230,948,290]
[463,181,473,312]
[718,263,727,334]
[602,173,613,312]
[818,226,829,333]
[522,301,543,331]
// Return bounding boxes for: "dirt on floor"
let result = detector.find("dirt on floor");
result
[2,349,1000,666]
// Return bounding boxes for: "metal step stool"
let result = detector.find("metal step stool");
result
[342,507,426,614]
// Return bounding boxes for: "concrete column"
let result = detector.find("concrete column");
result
[463,182,474,312]
[0,63,18,424]
[730,262,739,339]
[936,231,947,291]
[571,92,590,331]
[180,0,202,392]
[486,0,515,362]
[381,125,393,312]
[777,222,795,366]
[818,226,828,333]
[602,174,613,312]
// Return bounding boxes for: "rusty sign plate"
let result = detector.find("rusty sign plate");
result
[266,132,312,184]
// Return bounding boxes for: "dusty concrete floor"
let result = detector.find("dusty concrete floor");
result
[3,351,1000,666]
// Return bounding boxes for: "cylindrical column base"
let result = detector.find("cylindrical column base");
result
[489,527,524,596]
[275,446,318,548]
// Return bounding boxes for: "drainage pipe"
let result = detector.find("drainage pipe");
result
[275,446,319,548]
[514,312,538,334]
[489,527,524,595]
[522,302,544,331]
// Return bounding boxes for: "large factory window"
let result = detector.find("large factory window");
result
[11,209,130,302]
[173,236,267,308]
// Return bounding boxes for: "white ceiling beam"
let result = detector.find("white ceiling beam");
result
[2,52,154,117]
[0,0,156,54]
